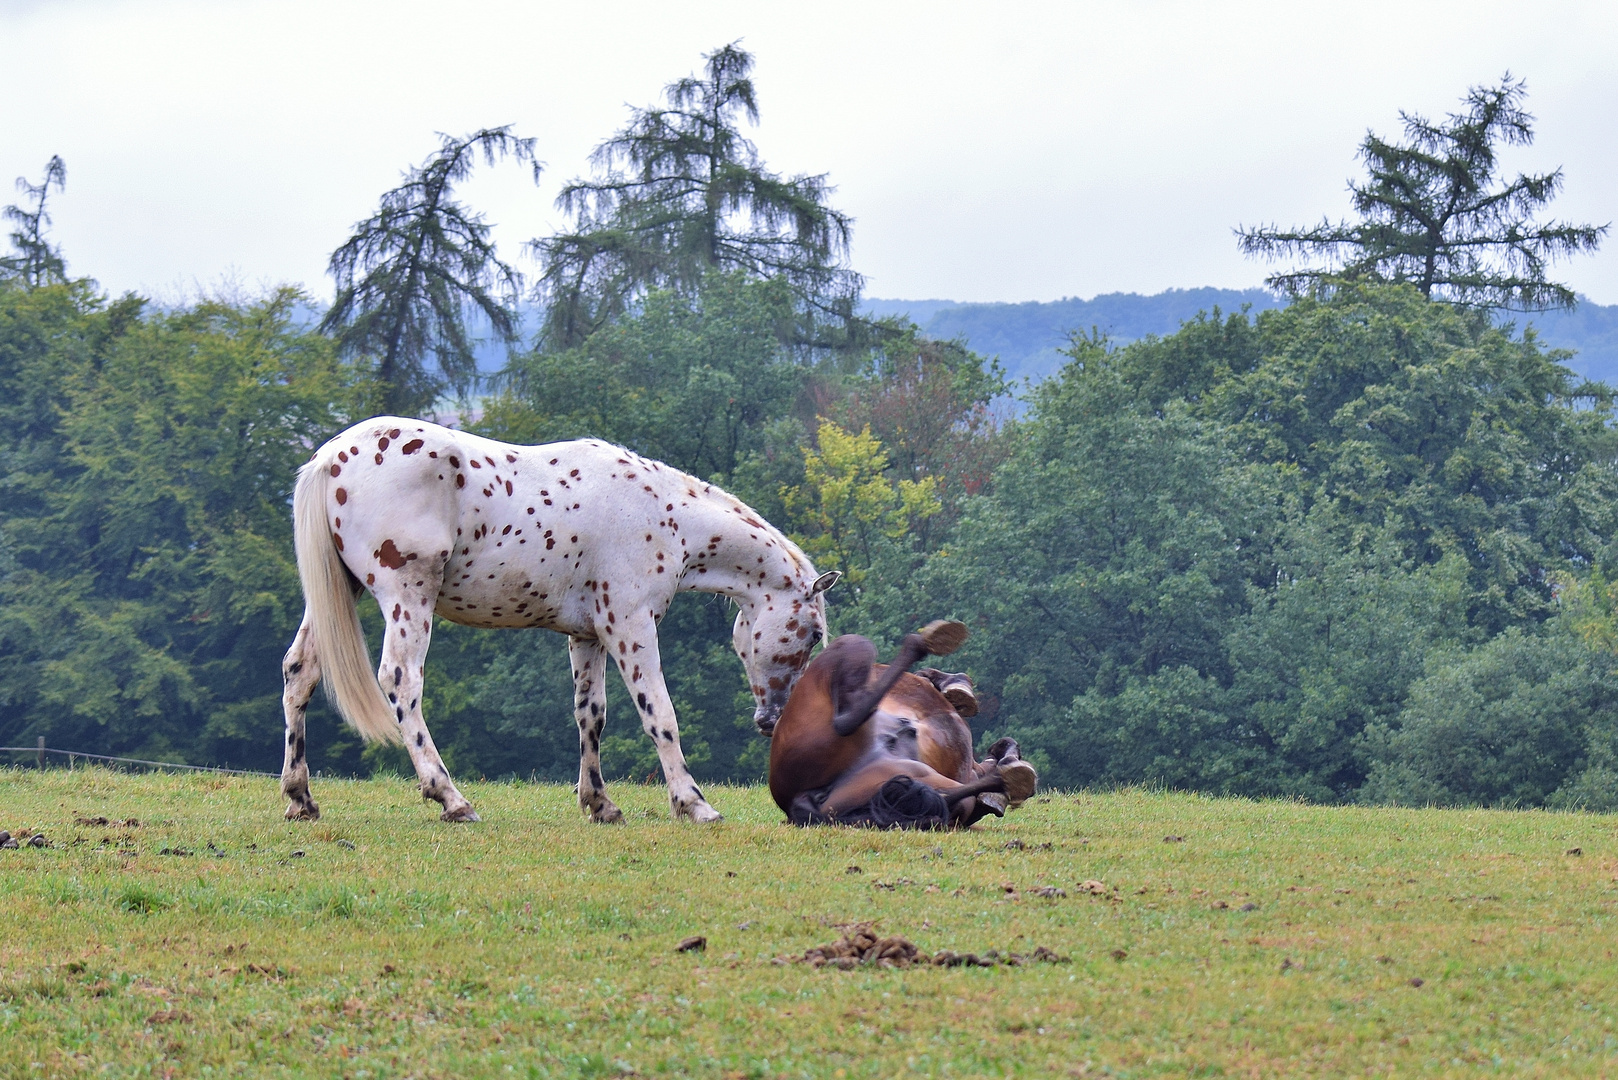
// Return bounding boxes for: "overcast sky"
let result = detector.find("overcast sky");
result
[4,0,1616,306]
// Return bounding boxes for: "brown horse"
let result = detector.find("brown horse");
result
[768,621,1036,828]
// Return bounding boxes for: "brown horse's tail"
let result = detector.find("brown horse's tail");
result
[292,452,401,745]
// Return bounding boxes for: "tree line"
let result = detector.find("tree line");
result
[3,51,1615,808]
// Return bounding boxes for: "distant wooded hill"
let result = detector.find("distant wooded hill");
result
[865,289,1618,386]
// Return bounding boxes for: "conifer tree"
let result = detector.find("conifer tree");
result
[533,43,862,350]
[322,128,540,414]
[1238,76,1607,311]
[1,156,68,287]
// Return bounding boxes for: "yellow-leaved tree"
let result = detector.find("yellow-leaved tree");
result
[1560,568,1618,654]
[782,419,941,602]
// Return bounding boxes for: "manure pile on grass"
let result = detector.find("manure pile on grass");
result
[783,920,1068,969]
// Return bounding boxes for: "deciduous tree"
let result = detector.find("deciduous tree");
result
[782,419,942,603]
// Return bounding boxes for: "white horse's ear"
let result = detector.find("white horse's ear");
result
[811,570,841,595]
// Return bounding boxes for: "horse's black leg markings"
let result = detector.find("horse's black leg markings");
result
[373,572,479,822]
[569,635,622,823]
[280,618,322,820]
[613,611,720,822]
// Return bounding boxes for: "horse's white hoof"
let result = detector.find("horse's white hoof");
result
[441,805,480,823]
[684,803,724,823]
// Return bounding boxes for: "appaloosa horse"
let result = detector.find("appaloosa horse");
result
[768,621,1037,828]
[280,416,836,823]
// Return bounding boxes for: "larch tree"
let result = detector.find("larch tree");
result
[2,156,68,288]
[532,43,863,351]
[1237,76,1607,311]
[321,127,540,415]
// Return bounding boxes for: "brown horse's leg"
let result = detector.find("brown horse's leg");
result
[985,736,1022,762]
[916,668,979,718]
[819,758,1004,818]
[832,621,969,737]
[985,739,1035,806]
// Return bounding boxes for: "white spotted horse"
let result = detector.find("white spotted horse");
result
[768,621,1037,828]
[280,416,837,823]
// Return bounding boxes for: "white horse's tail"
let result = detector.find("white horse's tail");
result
[292,455,402,745]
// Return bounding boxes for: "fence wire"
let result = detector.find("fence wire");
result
[0,745,276,778]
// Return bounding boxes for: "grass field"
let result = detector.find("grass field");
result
[2,768,1616,1078]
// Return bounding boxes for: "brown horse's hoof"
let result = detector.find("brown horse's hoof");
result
[916,620,969,657]
[942,684,979,718]
[976,792,1008,817]
[999,761,1037,808]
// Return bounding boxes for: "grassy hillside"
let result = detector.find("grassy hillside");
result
[3,769,1616,1078]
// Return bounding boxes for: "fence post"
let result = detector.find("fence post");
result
[37,736,45,769]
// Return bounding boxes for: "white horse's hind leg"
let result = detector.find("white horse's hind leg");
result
[372,577,478,822]
[569,636,623,823]
[610,611,721,822]
[281,617,322,820]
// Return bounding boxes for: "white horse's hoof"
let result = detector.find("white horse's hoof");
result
[440,805,480,823]
[284,799,320,821]
[683,802,723,823]
[589,804,624,824]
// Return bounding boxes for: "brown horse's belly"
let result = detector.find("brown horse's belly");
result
[878,684,976,782]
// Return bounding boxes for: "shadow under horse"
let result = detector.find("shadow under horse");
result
[767,621,1037,828]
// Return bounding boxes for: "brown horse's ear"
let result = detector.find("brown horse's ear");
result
[811,570,841,595]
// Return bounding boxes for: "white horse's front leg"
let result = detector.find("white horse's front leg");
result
[569,635,623,823]
[375,587,477,822]
[280,616,322,820]
[610,610,721,822]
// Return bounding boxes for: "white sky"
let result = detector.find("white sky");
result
[3,0,1616,305]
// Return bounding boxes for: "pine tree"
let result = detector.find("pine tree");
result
[321,128,540,414]
[2,156,68,287]
[1238,76,1607,311]
[533,43,862,350]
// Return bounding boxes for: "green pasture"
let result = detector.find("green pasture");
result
[2,768,1616,1078]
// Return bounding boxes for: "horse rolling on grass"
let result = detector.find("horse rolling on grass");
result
[769,621,1038,829]
[281,416,837,824]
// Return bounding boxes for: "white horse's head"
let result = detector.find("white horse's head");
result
[734,570,840,736]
